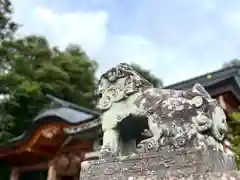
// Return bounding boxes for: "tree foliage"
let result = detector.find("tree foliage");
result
[131,63,163,88]
[222,58,240,68]
[0,35,98,141]
[225,113,240,168]
[0,0,18,40]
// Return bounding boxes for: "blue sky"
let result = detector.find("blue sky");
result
[11,0,240,85]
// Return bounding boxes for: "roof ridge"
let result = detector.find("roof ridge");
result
[165,65,240,89]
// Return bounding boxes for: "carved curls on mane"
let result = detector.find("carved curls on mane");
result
[98,63,153,88]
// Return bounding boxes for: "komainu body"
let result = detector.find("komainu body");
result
[95,63,228,157]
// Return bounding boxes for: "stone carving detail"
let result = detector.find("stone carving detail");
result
[80,147,237,180]
[95,63,229,158]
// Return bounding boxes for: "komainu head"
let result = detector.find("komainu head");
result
[95,63,153,110]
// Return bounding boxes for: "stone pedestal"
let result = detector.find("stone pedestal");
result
[79,147,240,180]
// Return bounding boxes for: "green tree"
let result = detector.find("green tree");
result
[131,63,163,88]
[226,113,240,169]
[222,58,240,68]
[0,35,97,141]
[0,0,18,39]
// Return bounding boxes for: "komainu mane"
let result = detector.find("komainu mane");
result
[95,63,228,158]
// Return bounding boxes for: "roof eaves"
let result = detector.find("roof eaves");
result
[165,65,240,89]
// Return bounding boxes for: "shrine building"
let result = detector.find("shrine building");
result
[0,95,102,180]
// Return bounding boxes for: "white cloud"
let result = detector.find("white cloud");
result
[12,2,109,57]
[34,7,108,55]
[11,0,170,82]
[10,0,240,86]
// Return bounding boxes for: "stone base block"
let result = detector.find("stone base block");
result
[79,148,238,180]
[81,170,240,180]
[163,171,240,180]
[114,171,240,180]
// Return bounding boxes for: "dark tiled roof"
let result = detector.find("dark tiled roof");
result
[33,107,95,124]
[165,66,240,90]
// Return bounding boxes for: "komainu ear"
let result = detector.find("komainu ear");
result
[192,83,211,98]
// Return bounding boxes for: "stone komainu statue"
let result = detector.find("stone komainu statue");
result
[95,63,228,158]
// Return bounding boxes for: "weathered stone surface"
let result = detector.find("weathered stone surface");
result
[95,63,228,158]
[83,171,240,180]
[80,147,237,180]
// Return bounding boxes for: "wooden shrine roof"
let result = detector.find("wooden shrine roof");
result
[165,65,240,101]
[1,95,100,147]
[0,95,101,165]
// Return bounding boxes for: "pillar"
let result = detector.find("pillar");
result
[47,165,57,180]
[10,168,19,180]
